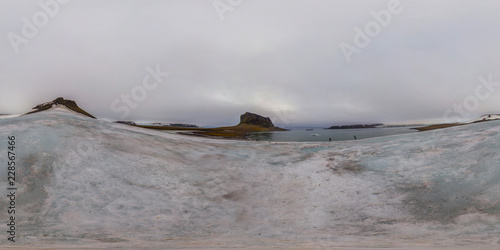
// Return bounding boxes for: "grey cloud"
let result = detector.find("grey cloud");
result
[1,0,500,127]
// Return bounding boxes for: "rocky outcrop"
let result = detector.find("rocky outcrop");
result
[27,97,96,119]
[238,112,275,128]
[115,121,137,125]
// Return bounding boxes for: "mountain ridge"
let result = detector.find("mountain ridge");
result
[26,97,96,119]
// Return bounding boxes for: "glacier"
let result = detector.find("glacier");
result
[1,109,500,249]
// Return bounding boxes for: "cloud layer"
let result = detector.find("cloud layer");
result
[1,0,500,127]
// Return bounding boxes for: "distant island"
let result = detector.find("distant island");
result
[327,123,383,129]
[166,123,199,128]
[115,121,199,128]
[115,121,137,125]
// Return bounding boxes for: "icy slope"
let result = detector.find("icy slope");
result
[1,109,500,249]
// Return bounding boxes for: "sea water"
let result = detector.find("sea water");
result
[248,126,418,142]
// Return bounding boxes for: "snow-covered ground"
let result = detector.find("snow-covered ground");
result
[0,114,21,119]
[1,109,500,249]
[477,114,500,122]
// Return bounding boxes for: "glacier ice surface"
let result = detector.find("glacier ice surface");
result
[1,109,500,249]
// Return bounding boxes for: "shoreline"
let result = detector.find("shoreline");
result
[412,118,500,131]
[132,124,287,140]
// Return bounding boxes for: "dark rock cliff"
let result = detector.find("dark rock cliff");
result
[238,112,275,128]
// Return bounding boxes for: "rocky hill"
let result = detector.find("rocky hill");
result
[238,112,275,128]
[26,97,96,119]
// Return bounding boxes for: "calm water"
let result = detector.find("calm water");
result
[248,127,418,142]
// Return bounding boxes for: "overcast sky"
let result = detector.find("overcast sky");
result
[1,0,500,127]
